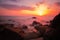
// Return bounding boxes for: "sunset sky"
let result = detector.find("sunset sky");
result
[0,0,60,25]
[0,0,60,16]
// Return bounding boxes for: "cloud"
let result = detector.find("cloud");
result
[0,0,20,2]
[0,0,44,7]
[0,4,20,10]
[0,0,22,6]
[19,6,35,11]
[55,2,60,6]
[44,0,60,5]
[0,0,35,11]
[10,0,17,2]
[0,0,60,17]
[0,4,34,11]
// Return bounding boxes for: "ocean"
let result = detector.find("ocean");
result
[0,16,54,25]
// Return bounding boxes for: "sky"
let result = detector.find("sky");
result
[0,0,60,21]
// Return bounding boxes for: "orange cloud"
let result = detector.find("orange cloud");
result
[0,2,60,16]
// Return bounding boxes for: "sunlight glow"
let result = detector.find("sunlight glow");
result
[35,4,49,16]
[19,4,49,16]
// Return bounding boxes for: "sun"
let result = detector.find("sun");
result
[19,4,49,16]
[35,4,49,16]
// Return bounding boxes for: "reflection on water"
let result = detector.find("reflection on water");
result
[0,16,54,40]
